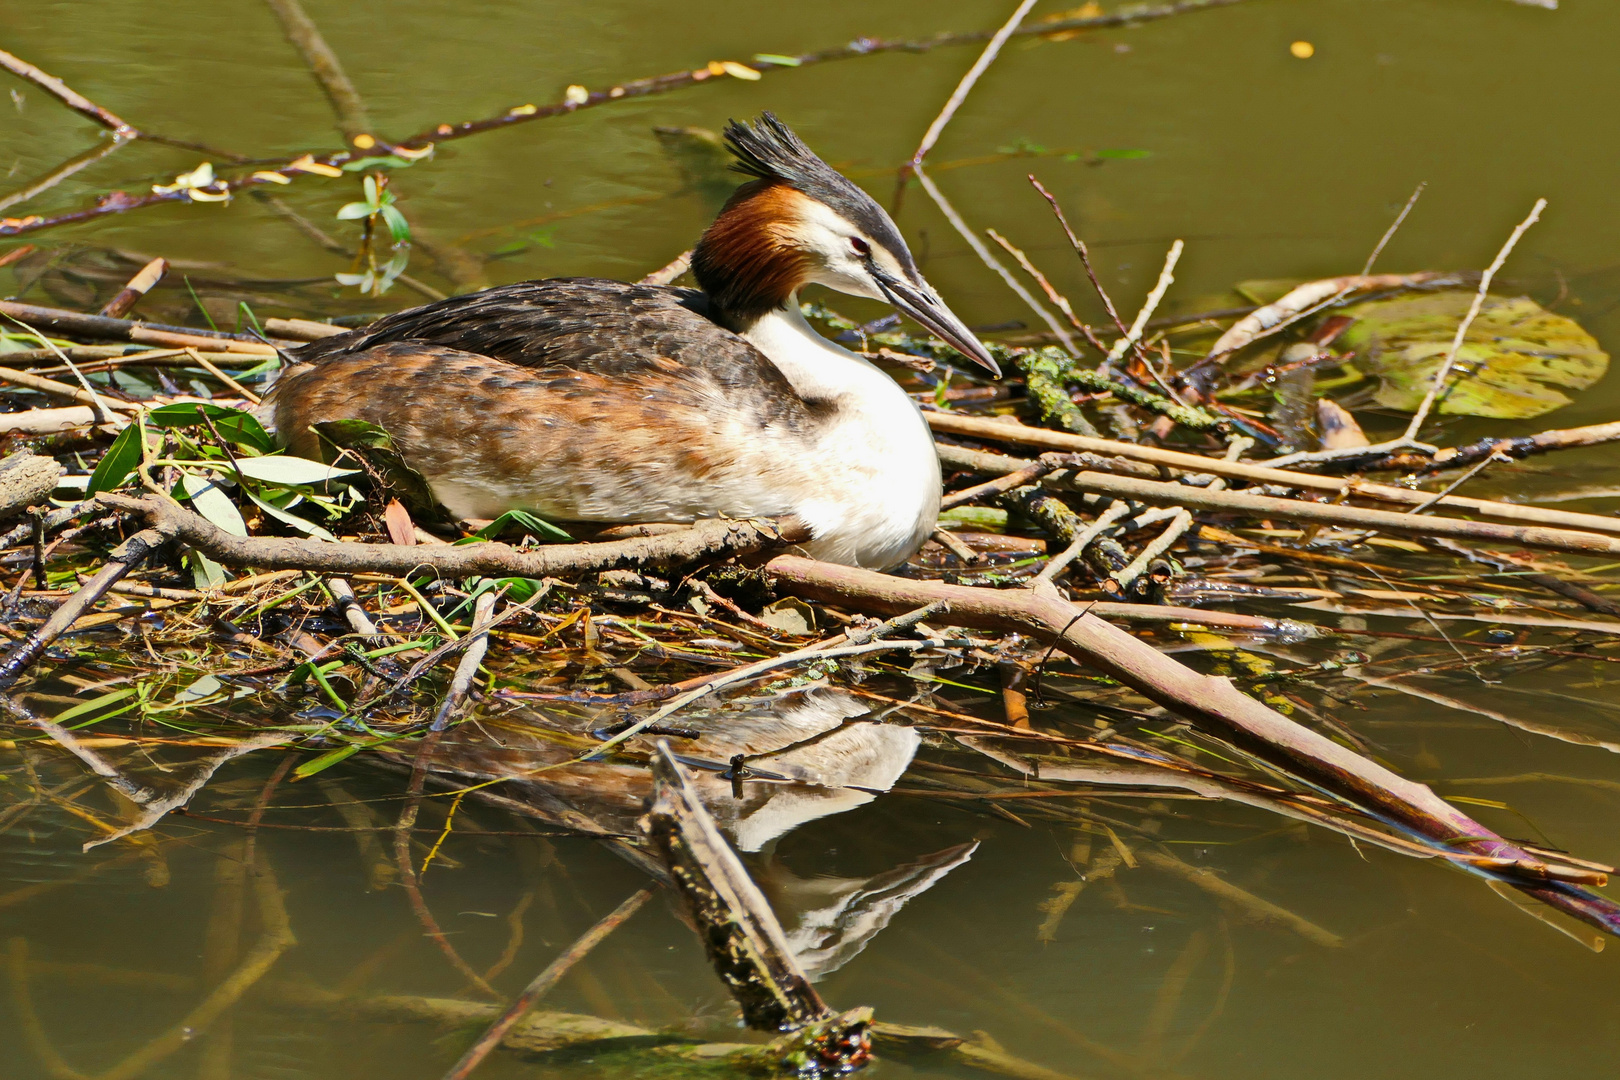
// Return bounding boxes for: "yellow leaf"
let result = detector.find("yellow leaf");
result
[719,60,761,81]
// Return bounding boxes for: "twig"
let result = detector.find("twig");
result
[0,526,172,691]
[430,590,497,730]
[923,411,1620,537]
[1030,502,1131,587]
[931,527,983,565]
[261,0,374,142]
[940,458,1057,510]
[184,348,262,404]
[1028,176,1135,350]
[986,228,1086,333]
[906,0,1039,172]
[1402,198,1546,441]
[1360,181,1426,275]
[1106,240,1183,364]
[97,257,168,319]
[438,887,655,1080]
[1069,468,1620,559]
[1115,435,1247,588]
[914,165,1078,352]
[1407,450,1510,515]
[0,47,138,136]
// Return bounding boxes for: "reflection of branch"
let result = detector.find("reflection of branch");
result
[0,138,128,214]
[440,887,654,1080]
[262,0,373,142]
[95,853,297,1080]
[0,47,137,136]
[1,0,1250,238]
[7,937,91,1080]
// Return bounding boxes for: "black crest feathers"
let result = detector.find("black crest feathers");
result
[722,113,845,192]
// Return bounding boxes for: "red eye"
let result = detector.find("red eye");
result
[850,237,871,257]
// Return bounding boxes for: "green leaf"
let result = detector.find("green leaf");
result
[1340,292,1610,419]
[293,743,363,779]
[335,202,374,220]
[146,402,273,453]
[233,456,359,485]
[51,688,138,728]
[179,471,248,536]
[86,424,144,495]
[242,484,339,540]
[188,548,228,589]
[752,53,801,66]
[340,155,417,172]
[362,175,379,206]
[379,204,411,243]
[470,508,572,543]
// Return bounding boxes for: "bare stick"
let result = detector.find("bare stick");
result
[1402,198,1546,440]
[924,411,1620,537]
[261,0,374,142]
[1029,176,1134,346]
[1030,502,1131,587]
[0,526,171,691]
[914,165,1077,351]
[986,228,1087,333]
[99,493,808,578]
[1068,468,1620,560]
[0,48,138,136]
[1106,240,1183,363]
[430,590,497,730]
[97,257,167,319]
[183,348,261,404]
[438,887,654,1080]
[907,0,1039,170]
[1361,181,1426,276]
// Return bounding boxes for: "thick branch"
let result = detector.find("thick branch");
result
[0,47,137,136]
[763,554,1620,936]
[98,493,807,577]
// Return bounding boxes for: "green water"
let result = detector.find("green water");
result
[5,1,1620,1077]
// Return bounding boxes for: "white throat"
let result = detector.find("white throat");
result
[738,296,890,402]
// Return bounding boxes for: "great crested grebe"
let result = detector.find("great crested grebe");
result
[263,113,998,568]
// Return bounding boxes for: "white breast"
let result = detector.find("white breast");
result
[740,302,941,569]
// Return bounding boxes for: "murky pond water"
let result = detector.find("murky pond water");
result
[6,1,1620,1078]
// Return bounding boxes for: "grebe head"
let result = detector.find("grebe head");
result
[691,113,1000,376]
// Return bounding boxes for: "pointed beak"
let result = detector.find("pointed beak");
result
[873,270,1001,378]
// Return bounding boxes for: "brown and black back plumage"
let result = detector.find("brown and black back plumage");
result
[265,279,835,526]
